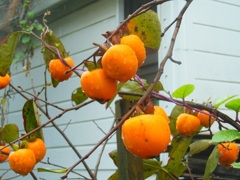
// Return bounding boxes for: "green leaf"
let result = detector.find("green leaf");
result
[20,20,27,25]
[125,10,162,50]
[189,140,210,155]
[108,150,161,179]
[119,79,163,101]
[143,158,162,178]
[22,99,44,139]
[225,98,240,112]
[213,95,237,109]
[0,32,22,75]
[42,32,67,68]
[13,51,24,63]
[51,76,59,88]
[37,168,67,174]
[1,97,7,108]
[109,150,119,167]
[27,11,35,19]
[2,124,19,143]
[108,171,118,180]
[211,129,240,143]
[203,145,219,179]
[149,81,164,92]
[22,36,31,44]
[158,136,192,179]
[36,24,43,31]
[169,105,184,136]
[232,162,240,169]
[119,80,146,101]
[43,32,67,88]
[84,61,102,71]
[172,84,194,99]
[71,87,88,105]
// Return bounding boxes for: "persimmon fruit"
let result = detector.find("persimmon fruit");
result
[8,149,36,176]
[153,106,169,123]
[80,68,118,102]
[0,74,11,89]
[197,110,216,128]
[48,57,74,82]
[0,146,10,163]
[27,138,46,162]
[121,114,171,159]
[120,34,146,67]
[218,142,239,167]
[102,44,138,83]
[176,113,200,136]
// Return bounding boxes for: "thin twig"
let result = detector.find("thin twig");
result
[94,117,116,178]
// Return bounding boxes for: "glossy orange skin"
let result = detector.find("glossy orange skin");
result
[27,138,46,162]
[120,35,146,67]
[0,146,10,163]
[80,68,118,101]
[0,74,11,89]
[8,149,36,176]
[153,106,169,123]
[176,113,200,136]
[48,57,74,81]
[218,142,239,167]
[197,110,216,128]
[122,114,171,159]
[102,44,138,83]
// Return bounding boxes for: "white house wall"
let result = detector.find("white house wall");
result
[1,0,122,179]
[1,0,240,179]
[159,0,240,132]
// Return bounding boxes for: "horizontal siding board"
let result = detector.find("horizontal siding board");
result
[44,118,116,148]
[1,0,120,179]
[190,24,240,56]
[60,17,116,55]
[187,0,240,31]
[212,0,240,6]
[49,0,116,37]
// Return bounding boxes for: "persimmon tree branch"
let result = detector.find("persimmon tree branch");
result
[61,0,193,178]
[118,91,240,131]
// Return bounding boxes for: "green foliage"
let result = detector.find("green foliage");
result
[213,95,237,109]
[232,162,240,169]
[42,32,68,87]
[189,140,211,156]
[42,32,68,68]
[2,124,19,143]
[108,150,162,179]
[211,129,240,143]
[225,98,240,112]
[22,99,43,139]
[119,79,163,101]
[172,84,194,99]
[84,61,102,71]
[0,32,22,75]
[157,136,192,179]
[125,10,162,50]
[203,145,219,179]
[169,105,184,136]
[71,87,88,105]
[13,51,24,63]
[37,168,67,174]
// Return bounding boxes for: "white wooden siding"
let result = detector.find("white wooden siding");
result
[159,0,240,132]
[2,0,240,179]
[0,0,122,179]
